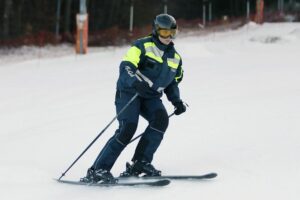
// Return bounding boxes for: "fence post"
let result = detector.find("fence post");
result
[76,0,88,54]
[247,0,250,21]
[55,0,61,39]
[129,0,134,32]
[255,0,264,24]
[163,0,168,14]
[203,3,206,27]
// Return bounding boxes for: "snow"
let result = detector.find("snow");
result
[1,22,300,200]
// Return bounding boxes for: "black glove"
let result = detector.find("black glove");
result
[173,101,186,115]
[133,81,152,97]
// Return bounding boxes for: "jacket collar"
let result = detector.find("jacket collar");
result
[152,35,174,51]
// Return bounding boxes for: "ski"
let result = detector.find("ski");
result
[118,172,218,180]
[55,178,170,187]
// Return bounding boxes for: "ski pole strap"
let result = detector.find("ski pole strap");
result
[128,112,174,145]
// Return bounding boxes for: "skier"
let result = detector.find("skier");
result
[81,13,186,184]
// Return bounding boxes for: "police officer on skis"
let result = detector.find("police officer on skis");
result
[81,14,186,184]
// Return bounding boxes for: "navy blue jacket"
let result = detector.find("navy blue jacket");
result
[116,35,183,104]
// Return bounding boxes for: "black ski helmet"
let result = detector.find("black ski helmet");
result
[152,14,177,38]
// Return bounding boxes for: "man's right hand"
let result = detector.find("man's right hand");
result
[133,81,152,97]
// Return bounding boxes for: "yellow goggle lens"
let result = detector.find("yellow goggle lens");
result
[157,29,177,38]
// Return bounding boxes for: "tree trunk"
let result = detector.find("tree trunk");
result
[107,0,122,26]
[16,0,25,38]
[3,0,13,39]
[64,0,72,34]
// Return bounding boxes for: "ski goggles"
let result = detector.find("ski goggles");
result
[157,28,177,39]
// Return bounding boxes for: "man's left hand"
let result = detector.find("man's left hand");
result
[173,101,186,115]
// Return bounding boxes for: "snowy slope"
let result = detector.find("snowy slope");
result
[0,23,300,200]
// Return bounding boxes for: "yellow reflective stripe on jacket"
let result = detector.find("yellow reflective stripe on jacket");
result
[144,42,163,63]
[175,53,180,60]
[145,52,163,63]
[167,58,180,69]
[175,67,183,82]
[123,46,141,68]
[167,53,181,69]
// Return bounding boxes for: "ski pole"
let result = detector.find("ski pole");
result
[127,112,175,145]
[58,93,138,180]
[128,101,188,145]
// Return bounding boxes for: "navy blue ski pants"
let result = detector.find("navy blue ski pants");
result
[92,90,169,171]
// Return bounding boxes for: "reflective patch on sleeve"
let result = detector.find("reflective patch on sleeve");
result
[167,58,180,69]
[175,53,181,60]
[123,46,141,68]
[175,68,183,82]
[167,53,181,69]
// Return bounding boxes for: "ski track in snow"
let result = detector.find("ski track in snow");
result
[0,22,300,200]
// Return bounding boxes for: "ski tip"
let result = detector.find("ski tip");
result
[205,172,218,179]
[154,179,171,186]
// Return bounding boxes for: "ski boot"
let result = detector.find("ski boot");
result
[80,168,118,184]
[120,160,161,177]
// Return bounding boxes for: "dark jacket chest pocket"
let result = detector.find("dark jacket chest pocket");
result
[140,57,162,79]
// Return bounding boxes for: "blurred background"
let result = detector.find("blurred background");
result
[1,0,300,47]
